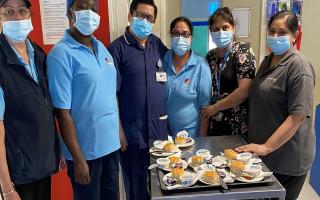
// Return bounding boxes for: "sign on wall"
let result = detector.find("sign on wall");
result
[232,8,251,38]
[39,0,69,45]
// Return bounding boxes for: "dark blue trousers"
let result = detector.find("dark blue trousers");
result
[120,147,149,200]
[66,150,119,200]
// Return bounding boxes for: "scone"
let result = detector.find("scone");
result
[175,136,187,145]
[163,143,175,152]
[171,168,184,179]
[224,149,237,160]
[203,170,219,184]
[230,160,245,174]
[190,156,203,167]
[168,156,180,164]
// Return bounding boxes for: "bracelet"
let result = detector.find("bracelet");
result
[2,188,15,196]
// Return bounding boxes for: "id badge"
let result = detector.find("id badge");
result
[213,112,223,122]
[156,72,167,82]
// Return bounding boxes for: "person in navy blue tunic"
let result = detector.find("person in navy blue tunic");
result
[108,0,169,199]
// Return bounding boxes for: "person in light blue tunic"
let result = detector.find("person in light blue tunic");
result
[46,0,120,199]
[163,16,212,137]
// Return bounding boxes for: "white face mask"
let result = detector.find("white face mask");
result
[2,19,33,43]
[72,9,100,36]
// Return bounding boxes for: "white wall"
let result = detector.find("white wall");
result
[108,0,129,42]
[300,0,320,111]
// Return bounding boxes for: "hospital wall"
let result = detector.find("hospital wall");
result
[300,0,320,113]
[300,0,320,195]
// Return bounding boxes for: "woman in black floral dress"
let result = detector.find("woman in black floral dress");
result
[201,7,256,139]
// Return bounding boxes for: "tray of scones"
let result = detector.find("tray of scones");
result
[157,148,274,191]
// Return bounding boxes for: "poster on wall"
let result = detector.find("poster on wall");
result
[266,0,290,21]
[232,8,251,38]
[266,0,302,21]
[39,0,69,45]
[266,0,303,50]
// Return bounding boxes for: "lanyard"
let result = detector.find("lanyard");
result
[217,48,231,97]
[157,58,163,72]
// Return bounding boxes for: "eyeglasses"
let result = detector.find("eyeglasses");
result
[134,11,155,23]
[0,7,30,20]
[171,31,191,38]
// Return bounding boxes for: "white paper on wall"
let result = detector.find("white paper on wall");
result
[232,8,251,38]
[39,0,69,45]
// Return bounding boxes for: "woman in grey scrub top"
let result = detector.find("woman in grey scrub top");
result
[236,11,316,200]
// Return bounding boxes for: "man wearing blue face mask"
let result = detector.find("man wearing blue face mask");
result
[162,16,212,138]
[108,0,169,199]
[0,0,60,199]
[46,0,120,199]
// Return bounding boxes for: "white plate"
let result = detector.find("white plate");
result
[149,146,181,157]
[160,159,188,172]
[234,171,273,183]
[199,164,216,171]
[249,157,262,164]
[198,169,233,185]
[198,177,220,186]
[176,138,195,148]
[187,155,215,172]
[187,156,204,168]
[163,171,197,187]
[235,175,264,183]
[211,155,227,167]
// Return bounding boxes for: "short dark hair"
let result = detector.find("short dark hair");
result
[0,0,31,8]
[268,11,298,34]
[129,0,158,19]
[208,7,235,28]
[170,16,193,36]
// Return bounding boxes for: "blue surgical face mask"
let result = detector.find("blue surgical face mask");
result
[267,35,291,55]
[131,17,153,39]
[2,19,33,43]
[170,36,191,56]
[210,31,233,48]
[73,9,100,36]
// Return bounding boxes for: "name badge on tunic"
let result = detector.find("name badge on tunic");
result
[156,58,167,82]
[156,72,167,82]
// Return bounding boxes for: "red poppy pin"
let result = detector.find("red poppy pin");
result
[184,78,191,85]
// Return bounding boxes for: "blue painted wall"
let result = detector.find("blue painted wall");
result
[182,0,221,19]
[311,104,320,196]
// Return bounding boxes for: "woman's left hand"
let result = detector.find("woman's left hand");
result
[235,143,271,156]
[201,105,218,119]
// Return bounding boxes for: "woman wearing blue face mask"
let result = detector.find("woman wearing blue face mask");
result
[236,11,316,200]
[163,16,212,137]
[201,7,256,139]
[0,0,60,199]
[46,0,121,199]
